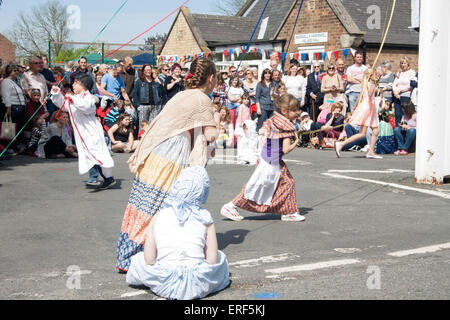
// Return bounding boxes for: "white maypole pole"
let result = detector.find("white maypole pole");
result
[415,0,450,184]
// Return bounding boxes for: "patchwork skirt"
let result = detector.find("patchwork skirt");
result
[232,160,298,215]
[116,133,191,271]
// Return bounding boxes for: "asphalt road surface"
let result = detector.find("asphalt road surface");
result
[1,148,449,300]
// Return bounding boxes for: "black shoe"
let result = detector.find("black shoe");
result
[99,177,116,190]
[86,180,101,187]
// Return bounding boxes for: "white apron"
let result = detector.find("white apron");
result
[243,157,281,206]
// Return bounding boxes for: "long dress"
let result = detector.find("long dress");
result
[51,90,114,174]
[350,86,379,129]
[116,133,191,271]
[126,207,230,300]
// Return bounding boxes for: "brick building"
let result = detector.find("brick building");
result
[0,33,16,64]
[160,0,419,72]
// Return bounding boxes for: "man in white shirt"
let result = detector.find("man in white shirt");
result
[20,57,48,103]
[346,52,368,113]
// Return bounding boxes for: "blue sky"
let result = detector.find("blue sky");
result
[0,0,219,46]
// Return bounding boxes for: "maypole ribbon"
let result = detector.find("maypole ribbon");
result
[91,0,192,65]
[227,0,271,95]
[356,0,396,108]
[0,0,130,158]
[282,0,305,69]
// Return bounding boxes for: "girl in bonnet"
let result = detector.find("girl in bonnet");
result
[126,166,230,300]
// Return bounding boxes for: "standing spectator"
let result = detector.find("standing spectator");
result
[133,64,166,127]
[99,64,131,104]
[283,64,306,109]
[94,73,104,98]
[164,63,185,101]
[346,52,368,113]
[158,64,170,85]
[98,64,108,76]
[214,106,235,149]
[1,64,28,151]
[321,64,346,115]
[120,56,137,100]
[40,55,56,86]
[306,61,325,120]
[392,57,416,126]
[336,58,347,87]
[394,101,417,155]
[69,56,97,95]
[20,57,48,103]
[270,69,282,100]
[242,69,257,105]
[255,68,274,131]
[227,65,237,86]
[64,61,75,79]
[227,78,244,127]
[212,72,229,106]
[379,61,395,103]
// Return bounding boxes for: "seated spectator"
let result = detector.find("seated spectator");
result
[137,120,150,140]
[321,101,345,141]
[126,166,230,300]
[37,112,77,159]
[394,101,417,155]
[216,125,232,149]
[25,89,49,133]
[376,99,396,154]
[107,114,137,153]
[297,112,313,147]
[104,100,125,129]
[342,112,368,152]
[28,116,47,157]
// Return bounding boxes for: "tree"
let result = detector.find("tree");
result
[212,0,247,16]
[140,33,167,53]
[7,0,71,58]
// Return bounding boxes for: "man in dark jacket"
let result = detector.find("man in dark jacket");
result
[119,56,137,101]
[306,61,324,121]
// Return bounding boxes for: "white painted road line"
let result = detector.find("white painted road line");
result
[121,290,148,298]
[265,259,361,274]
[229,253,296,268]
[327,169,415,174]
[322,172,450,199]
[387,242,450,257]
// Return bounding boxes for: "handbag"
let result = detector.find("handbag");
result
[321,132,336,149]
[0,115,17,141]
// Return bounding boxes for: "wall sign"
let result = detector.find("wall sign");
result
[295,32,328,44]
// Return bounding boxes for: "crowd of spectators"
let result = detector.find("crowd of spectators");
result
[0,51,418,164]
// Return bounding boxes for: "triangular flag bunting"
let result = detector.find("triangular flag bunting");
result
[333,51,339,60]
[343,49,349,59]
[295,53,300,60]
[350,48,357,57]
[315,52,320,61]
[281,52,286,62]
[321,52,326,61]
[301,53,307,62]
[327,51,332,61]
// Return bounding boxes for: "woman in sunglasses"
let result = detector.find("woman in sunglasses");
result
[321,64,346,116]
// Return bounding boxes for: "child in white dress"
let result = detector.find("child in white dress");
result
[126,166,230,300]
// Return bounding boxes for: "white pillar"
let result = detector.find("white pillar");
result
[415,0,450,185]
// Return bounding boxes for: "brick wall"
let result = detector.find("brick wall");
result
[277,0,349,64]
[160,12,203,58]
[0,34,16,64]
[365,47,419,73]
[276,0,419,72]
